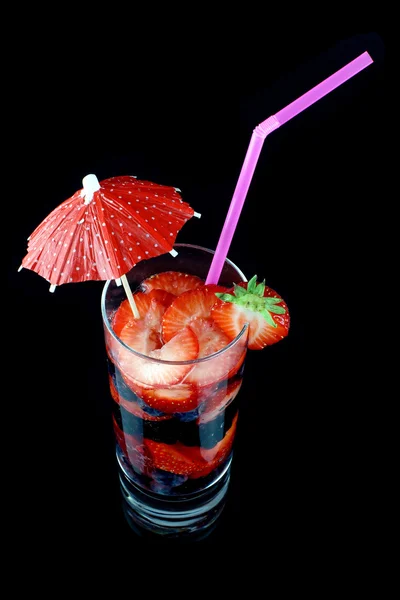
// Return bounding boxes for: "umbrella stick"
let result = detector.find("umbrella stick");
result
[120,275,140,319]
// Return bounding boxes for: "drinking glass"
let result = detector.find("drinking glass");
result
[101,244,248,538]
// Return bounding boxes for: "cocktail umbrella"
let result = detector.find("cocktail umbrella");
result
[20,174,200,317]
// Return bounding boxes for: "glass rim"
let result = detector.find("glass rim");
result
[101,243,249,366]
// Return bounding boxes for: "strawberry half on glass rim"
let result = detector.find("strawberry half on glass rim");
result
[212,275,290,350]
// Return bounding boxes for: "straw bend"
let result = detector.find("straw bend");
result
[254,115,281,139]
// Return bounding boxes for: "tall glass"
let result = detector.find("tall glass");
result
[101,244,249,538]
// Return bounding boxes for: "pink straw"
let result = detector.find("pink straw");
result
[206,51,373,284]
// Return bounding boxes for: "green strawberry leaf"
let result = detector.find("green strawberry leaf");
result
[216,277,286,327]
[233,283,247,298]
[261,309,278,328]
[266,305,286,314]
[215,293,236,303]
[264,297,283,305]
[254,280,266,297]
[247,275,258,294]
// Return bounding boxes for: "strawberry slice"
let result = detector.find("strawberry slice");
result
[119,313,161,357]
[112,289,175,337]
[108,374,121,403]
[119,326,199,388]
[179,316,245,386]
[189,413,238,478]
[112,299,135,338]
[211,275,290,350]
[144,439,206,475]
[142,384,198,414]
[144,288,176,306]
[188,317,230,358]
[198,379,242,423]
[143,297,170,335]
[116,294,173,358]
[184,325,246,386]
[119,374,153,401]
[119,395,173,422]
[185,345,246,386]
[109,375,173,421]
[144,412,239,477]
[141,271,204,295]
[162,285,228,343]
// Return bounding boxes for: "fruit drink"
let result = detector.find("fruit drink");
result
[104,269,289,497]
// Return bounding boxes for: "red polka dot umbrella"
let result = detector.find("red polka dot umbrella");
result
[19,174,201,317]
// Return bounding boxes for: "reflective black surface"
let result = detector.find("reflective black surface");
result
[9,30,385,552]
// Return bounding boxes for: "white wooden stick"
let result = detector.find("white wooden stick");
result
[120,274,140,319]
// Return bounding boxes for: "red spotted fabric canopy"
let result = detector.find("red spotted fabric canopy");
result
[20,175,199,290]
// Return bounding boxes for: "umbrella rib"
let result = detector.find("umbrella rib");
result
[99,206,127,278]
[122,209,174,253]
[54,204,88,285]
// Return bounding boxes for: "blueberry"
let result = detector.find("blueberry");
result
[174,408,199,422]
[118,449,144,483]
[151,469,188,487]
[149,482,171,495]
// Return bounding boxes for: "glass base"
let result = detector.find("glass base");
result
[118,454,231,540]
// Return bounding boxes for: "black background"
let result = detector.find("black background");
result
[8,24,385,556]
